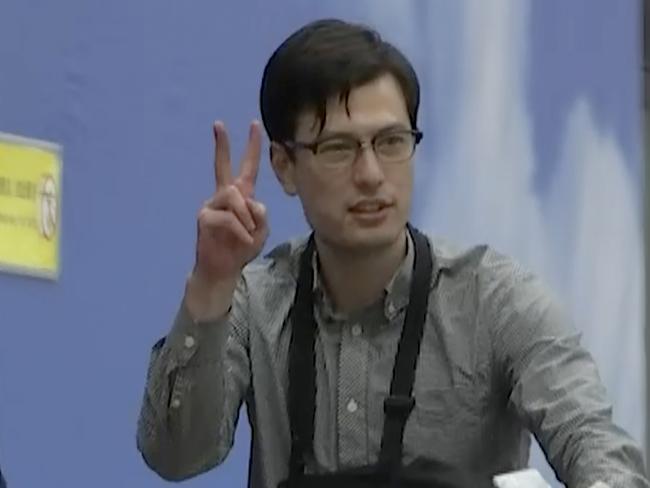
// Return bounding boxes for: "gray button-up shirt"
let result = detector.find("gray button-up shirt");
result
[137,232,648,488]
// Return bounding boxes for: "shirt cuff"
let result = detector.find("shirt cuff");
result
[163,298,231,372]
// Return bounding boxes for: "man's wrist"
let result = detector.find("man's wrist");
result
[184,271,239,322]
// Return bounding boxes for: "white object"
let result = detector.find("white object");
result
[184,335,195,349]
[346,399,358,413]
[493,469,551,488]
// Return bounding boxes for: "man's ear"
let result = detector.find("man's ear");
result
[270,142,298,196]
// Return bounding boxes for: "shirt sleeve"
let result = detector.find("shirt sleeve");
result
[485,255,649,488]
[136,275,252,481]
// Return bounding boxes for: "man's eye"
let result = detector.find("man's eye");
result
[318,141,355,153]
[379,134,408,146]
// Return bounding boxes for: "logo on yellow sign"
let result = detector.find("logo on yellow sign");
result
[0,133,62,279]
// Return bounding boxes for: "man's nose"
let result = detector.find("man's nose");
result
[352,143,385,189]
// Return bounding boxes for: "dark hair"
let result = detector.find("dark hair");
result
[259,19,420,142]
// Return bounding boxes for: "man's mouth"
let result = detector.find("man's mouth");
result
[349,200,391,213]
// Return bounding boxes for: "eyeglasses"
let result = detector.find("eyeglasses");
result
[283,129,423,168]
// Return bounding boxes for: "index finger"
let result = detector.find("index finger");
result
[213,121,233,189]
[238,120,262,191]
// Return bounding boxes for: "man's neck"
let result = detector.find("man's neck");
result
[314,229,408,314]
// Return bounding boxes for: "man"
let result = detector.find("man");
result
[137,19,648,488]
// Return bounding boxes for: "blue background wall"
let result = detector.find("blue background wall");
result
[0,1,644,486]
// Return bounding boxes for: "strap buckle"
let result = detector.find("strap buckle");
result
[383,395,415,419]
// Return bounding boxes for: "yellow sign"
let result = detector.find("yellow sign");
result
[0,133,62,279]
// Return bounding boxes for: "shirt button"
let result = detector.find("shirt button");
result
[347,399,358,413]
[184,335,195,349]
[351,324,362,337]
[387,303,396,316]
[170,397,181,409]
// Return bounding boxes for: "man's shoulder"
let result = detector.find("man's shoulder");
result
[240,235,308,287]
[426,233,530,284]
[426,233,555,318]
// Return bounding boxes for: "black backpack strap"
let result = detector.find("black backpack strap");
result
[378,224,433,483]
[287,234,317,479]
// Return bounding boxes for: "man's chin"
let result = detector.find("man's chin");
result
[338,223,406,252]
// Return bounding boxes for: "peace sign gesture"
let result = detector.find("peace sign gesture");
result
[189,120,269,309]
[214,120,262,202]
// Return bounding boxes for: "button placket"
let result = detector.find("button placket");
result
[337,320,369,465]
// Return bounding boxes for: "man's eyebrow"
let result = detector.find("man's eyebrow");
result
[316,123,410,141]
[374,123,411,134]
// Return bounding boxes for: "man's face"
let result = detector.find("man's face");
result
[273,74,415,253]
